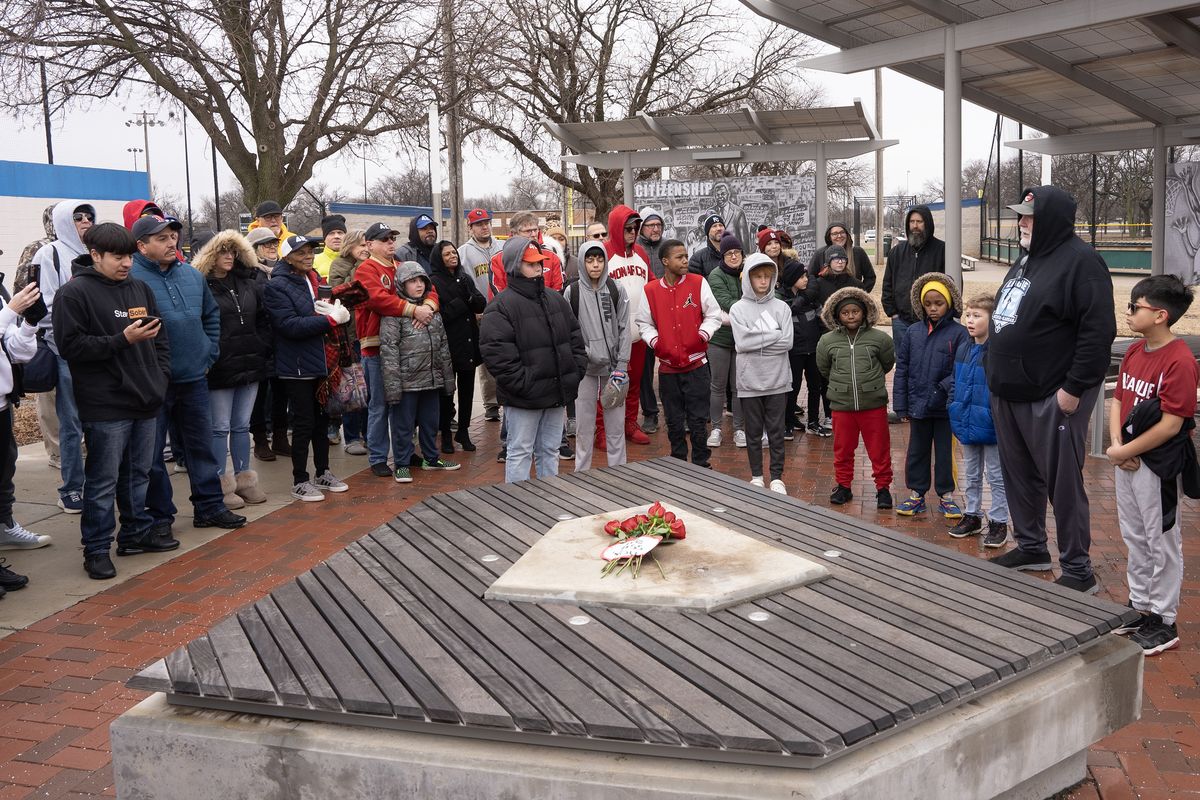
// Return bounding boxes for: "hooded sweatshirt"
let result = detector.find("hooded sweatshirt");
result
[122,200,161,230]
[51,255,170,421]
[130,251,221,382]
[602,205,651,344]
[488,232,564,297]
[15,204,57,293]
[396,217,436,274]
[986,185,1116,402]
[564,241,631,377]
[459,235,504,299]
[30,200,98,352]
[380,262,454,400]
[881,205,946,324]
[637,206,666,279]
[730,254,793,398]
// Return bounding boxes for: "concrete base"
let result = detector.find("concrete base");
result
[111,635,1141,800]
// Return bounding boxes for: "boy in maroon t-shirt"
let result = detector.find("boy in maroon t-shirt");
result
[1106,275,1198,656]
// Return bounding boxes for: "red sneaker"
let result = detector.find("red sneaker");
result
[626,426,650,445]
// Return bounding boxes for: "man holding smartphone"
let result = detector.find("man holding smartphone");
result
[54,223,173,580]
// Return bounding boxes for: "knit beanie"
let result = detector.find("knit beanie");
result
[824,244,848,265]
[703,213,725,239]
[321,215,347,237]
[834,294,868,318]
[719,231,743,256]
[921,279,953,308]
[756,228,781,252]
[639,206,664,224]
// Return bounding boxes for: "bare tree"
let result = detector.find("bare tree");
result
[196,189,250,234]
[459,0,819,217]
[1,0,437,208]
[367,170,434,207]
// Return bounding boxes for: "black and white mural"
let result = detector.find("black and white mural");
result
[1165,163,1200,286]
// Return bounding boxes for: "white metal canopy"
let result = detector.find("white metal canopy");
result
[744,0,1200,278]
[542,102,898,236]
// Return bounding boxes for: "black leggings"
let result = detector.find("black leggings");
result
[787,351,824,426]
[250,377,291,435]
[439,367,476,440]
[283,379,329,484]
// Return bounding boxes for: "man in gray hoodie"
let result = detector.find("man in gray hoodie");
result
[30,199,97,515]
[564,241,631,471]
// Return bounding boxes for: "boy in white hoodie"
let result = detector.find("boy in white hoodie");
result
[730,253,793,494]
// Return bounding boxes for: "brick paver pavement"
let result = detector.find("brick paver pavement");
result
[0,411,1193,799]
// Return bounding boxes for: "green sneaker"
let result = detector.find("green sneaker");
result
[393,466,412,483]
[422,458,461,471]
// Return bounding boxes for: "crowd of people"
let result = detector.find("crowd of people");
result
[0,187,1194,658]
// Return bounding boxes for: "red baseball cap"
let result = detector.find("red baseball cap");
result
[522,244,546,263]
[467,208,492,224]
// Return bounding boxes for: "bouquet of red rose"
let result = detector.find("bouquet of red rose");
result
[600,501,686,578]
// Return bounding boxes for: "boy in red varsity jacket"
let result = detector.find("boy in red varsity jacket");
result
[353,222,439,475]
[633,239,724,467]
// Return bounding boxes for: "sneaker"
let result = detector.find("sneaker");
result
[707,428,722,448]
[939,494,963,519]
[370,462,392,477]
[83,553,116,580]
[422,458,462,471]
[57,491,83,515]
[0,522,51,550]
[327,426,341,445]
[749,476,765,488]
[1130,615,1180,656]
[0,558,28,590]
[820,419,833,436]
[484,408,501,422]
[1112,605,1150,636]
[193,509,247,528]
[982,520,1009,548]
[48,454,60,470]
[565,417,577,437]
[173,462,188,474]
[116,530,181,556]
[895,493,927,516]
[761,433,769,445]
[887,411,902,424]
[733,430,747,448]
[876,488,893,509]
[641,416,658,434]
[830,485,853,505]
[291,481,325,502]
[1054,573,1099,595]
[784,428,795,441]
[808,423,831,438]
[769,479,787,495]
[496,447,507,463]
[558,443,575,460]
[948,514,982,538]
[394,466,413,483]
[313,470,349,493]
[988,548,1053,571]
[344,441,368,456]
[626,426,650,445]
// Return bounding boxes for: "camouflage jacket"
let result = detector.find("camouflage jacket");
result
[379,262,454,402]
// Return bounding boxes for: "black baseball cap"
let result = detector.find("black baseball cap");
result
[365,222,400,241]
[254,200,284,218]
[131,215,183,240]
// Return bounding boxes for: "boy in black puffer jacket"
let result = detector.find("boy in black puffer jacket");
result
[480,237,586,484]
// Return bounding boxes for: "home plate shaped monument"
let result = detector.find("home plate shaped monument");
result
[112,457,1143,799]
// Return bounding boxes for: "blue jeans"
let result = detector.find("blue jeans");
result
[961,442,1008,522]
[80,417,156,556]
[342,409,365,444]
[393,390,440,465]
[891,317,916,344]
[56,355,84,498]
[504,406,565,483]
[363,355,403,466]
[209,383,258,475]
[147,380,226,525]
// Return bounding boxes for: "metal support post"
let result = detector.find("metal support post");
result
[815,143,828,242]
[623,152,634,209]
[944,26,963,286]
[1152,125,1166,276]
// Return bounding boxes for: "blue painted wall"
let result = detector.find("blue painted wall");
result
[0,160,149,200]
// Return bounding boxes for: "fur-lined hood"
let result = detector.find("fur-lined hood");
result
[192,230,258,277]
[820,286,880,330]
[908,271,962,321]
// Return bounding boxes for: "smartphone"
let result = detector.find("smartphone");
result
[138,315,161,327]
[317,285,333,300]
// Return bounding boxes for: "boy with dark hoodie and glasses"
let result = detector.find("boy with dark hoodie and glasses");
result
[730,253,793,494]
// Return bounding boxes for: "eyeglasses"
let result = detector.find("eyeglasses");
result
[624,224,640,233]
[591,231,607,239]
[517,227,540,236]
[1127,303,1165,315]
[377,235,397,243]
[73,212,94,223]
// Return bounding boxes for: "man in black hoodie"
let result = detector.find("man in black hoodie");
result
[881,205,945,335]
[397,214,438,274]
[53,223,175,581]
[985,186,1116,594]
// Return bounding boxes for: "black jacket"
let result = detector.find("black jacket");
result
[428,241,486,372]
[986,186,1116,401]
[479,236,587,410]
[781,261,822,355]
[1123,396,1200,499]
[263,263,333,379]
[52,256,170,422]
[396,217,435,274]
[638,234,665,279]
[688,241,722,277]
[207,264,272,389]
[808,225,877,292]
[806,271,861,328]
[881,206,946,324]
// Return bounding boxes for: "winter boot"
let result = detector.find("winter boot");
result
[271,427,292,457]
[220,472,246,510]
[253,431,275,461]
[234,470,267,505]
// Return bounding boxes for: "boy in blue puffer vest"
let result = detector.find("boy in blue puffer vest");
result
[947,294,1008,545]
[894,271,970,518]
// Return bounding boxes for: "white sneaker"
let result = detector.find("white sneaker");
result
[770,480,787,495]
[173,463,188,474]
[0,522,51,550]
[749,476,765,488]
[733,430,747,448]
[291,481,325,502]
[762,433,769,445]
[313,470,349,493]
[706,428,722,448]
[48,455,60,470]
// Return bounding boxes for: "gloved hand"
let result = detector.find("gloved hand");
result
[321,300,350,325]
[313,300,334,316]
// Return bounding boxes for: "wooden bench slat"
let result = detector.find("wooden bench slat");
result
[205,617,276,703]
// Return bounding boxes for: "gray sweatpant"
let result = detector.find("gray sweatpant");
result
[573,374,626,472]
[1117,461,1183,625]
[742,393,787,480]
[990,385,1100,581]
[707,343,743,429]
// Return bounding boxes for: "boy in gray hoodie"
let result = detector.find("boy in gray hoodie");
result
[564,242,631,470]
[730,253,794,494]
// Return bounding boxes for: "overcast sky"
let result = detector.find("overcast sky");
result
[0,65,1025,214]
